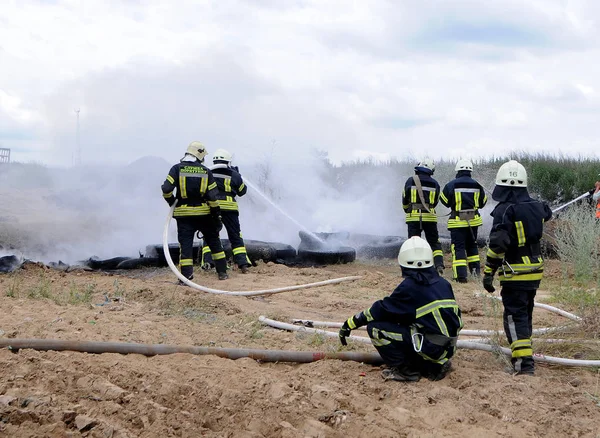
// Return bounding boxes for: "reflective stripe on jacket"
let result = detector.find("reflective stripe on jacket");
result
[440,172,487,228]
[161,161,220,217]
[402,173,441,223]
[484,187,552,288]
[211,165,247,212]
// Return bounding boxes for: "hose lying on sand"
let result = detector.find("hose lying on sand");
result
[0,338,383,364]
[475,293,582,322]
[259,316,600,368]
[290,319,571,337]
[163,202,360,296]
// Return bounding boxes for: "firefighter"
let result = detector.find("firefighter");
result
[161,141,229,281]
[402,159,445,274]
[482,160,552,375]
[590,174,600,218]
[201,148,252,273]
[440,159,488,283]
[339,236,463,382]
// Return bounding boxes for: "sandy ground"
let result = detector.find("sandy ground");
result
[0,258,599,438]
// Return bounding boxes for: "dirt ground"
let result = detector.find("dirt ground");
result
[0,257,599,438]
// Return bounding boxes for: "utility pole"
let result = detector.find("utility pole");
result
[74,108,81,166]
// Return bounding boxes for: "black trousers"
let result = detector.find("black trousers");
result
[175,216,227,278]
[201,211,250,268]
[367,321,449,375]
[501,286,536,373]
[407,222,444,268]
[450,227,480,280]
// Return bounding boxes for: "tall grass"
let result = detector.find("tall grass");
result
[331,152,600,204]
[552,204,600,282]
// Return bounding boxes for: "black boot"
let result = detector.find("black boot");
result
[381,365,421,382]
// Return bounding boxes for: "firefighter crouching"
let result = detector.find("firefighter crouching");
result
[440,159,488,283]
[201,148,252,273]
[339,237,463,382]
[402,159,445,275]
[482,160,552,375]
[161,141,229,281]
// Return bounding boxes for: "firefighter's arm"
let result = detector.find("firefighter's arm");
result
[431,182,441,208]
[236,174,247,197]
[479,185,488,208]
[402,179,411,212]
[439,184,451,208]
[339,308,372,346]
[161,166,178,206]
[205,172,223,230]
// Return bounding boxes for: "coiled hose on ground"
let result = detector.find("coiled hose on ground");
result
[163,202,361,296]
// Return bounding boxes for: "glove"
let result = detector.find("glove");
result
[589,188,595,196]
[338,321,351,346]
[482,273,496,293]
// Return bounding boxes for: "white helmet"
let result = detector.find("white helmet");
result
[455,159,473,172]
[495,160,527,187]
[213,148,233,164]
[398,236,434,269]
[416,158,435,173]
[186,141,208,161]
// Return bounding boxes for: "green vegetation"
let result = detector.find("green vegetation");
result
[327,152,600,204]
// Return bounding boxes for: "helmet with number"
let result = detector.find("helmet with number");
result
[397,236,434,269]
[186,141,208,161]
[455,159,473,172]
[495,160,527,187]
[415,158,435,174]
[213,148,233,164]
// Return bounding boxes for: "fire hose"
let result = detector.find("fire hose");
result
[0,339,383,364]
[163,202,360,296]
[259,317,600,367]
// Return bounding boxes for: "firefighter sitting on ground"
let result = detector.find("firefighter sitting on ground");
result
[161,141,229,281]
[482,160,552,375]
[440,159,488,283]
[402,159,445,275]
[201,148,252,273]
[339,236,463,382]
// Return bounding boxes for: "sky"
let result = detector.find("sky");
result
[3,0,600,166]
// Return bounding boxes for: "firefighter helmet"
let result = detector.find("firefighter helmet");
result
[455,159,473,172]
[397,236,434,269]
[495,160,527,187]
[213,148,233,164]
[415,158,435,173]
[186,141,207,161]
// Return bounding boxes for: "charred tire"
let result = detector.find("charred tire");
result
[86,257,133,270]
[269,242,297,263]
[357,237,405,259]
[297,247,356,265]
[0,255,20,273]
[146,243,201,266]
[116,257,161,270]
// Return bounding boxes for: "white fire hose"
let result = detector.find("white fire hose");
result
[289,319,569,337]
[163,203,361,296]
[259,316,600,367]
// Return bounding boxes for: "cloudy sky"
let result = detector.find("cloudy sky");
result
[2,0,600,166]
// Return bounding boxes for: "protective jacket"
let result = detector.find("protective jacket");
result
[440,171,487,228]
[484,186,552,289]
[402,169,441,223]
[347,268,462,362]
[161,161,220,218]
[210,164,247,212]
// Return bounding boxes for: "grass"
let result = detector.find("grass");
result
[27,274,52,299]
[67,282,97,305]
